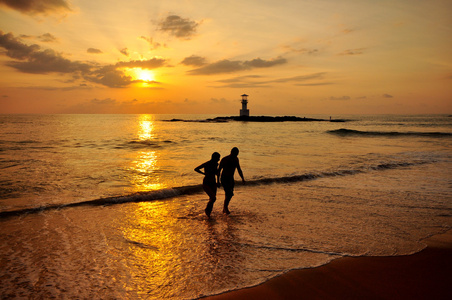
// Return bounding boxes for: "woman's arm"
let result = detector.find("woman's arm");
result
[194,162,206,175]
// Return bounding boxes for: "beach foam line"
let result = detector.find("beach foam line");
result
[237,242,346,257]
[0,185,204,219]
[328,128,452,138]
[0,159,430,219]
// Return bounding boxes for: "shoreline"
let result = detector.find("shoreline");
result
[201,230,452,300]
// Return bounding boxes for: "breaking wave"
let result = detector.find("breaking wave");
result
[0,159,430,219]
[328,128,452,138]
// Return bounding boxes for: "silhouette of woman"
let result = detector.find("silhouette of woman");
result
[195,152,221,217]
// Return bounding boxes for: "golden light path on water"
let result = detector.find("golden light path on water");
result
[121,114,177,295]
[117,197,249,298]
[129,115,165,192]
[120,115,184,295]
[120,202,173,296]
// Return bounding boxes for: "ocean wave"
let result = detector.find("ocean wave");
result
[116,139,173,149]
[0,159,431,219]
[328,128,452,138]
[238,242,344,256]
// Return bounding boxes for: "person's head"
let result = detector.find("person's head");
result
[211,152,220,162]
[230,147,239,157]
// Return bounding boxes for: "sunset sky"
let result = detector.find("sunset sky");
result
[0,0,451,114]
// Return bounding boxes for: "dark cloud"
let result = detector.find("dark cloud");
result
[283,45,320,55]
[0,0,71,15]
[20,33,58,43]
[158,15,199,39]
[0,31,40,59]
[87,48,103,54]
[217,75,264,83]
[139,36,163,50]
[6,48,90,74]
[115,58,166,70]
[0,32,89,74]
[189,57,287,75]
[338,48,366,56]
[382,94,393,98]
[190,59,243,75]
[214,73,329,88]
[0,32,168,88]
[82,58,168,88]
[38,33,57,42]
[180,55,207,67]
[243,57,287,68]
[84,66,134,88]
[120,48,129,56]
[272,73,326,83]
[329,96,351,101]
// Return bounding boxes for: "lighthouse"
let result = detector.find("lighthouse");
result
[240,94,250,117]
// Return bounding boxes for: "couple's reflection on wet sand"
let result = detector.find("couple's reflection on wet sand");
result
[116,199,247,297]
[203,216,245,284]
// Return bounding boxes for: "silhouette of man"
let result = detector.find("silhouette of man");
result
[218,147,245,214]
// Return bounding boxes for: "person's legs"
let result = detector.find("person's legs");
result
[223,194,232,214]
[203,184,216,217]
[221,178,234,214]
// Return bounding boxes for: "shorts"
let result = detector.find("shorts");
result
[221,177,235,198]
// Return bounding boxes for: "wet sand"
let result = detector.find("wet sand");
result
[202,230,452,300]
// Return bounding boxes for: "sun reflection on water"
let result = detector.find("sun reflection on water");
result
[117,198,246,299]
[129,115,165,192]
[119,202,174,296]
[138,115,155,140]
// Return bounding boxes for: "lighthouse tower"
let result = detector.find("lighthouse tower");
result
[240,94,250,117]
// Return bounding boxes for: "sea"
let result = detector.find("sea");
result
[0,114,451,299]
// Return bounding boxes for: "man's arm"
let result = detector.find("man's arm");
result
[236,159,245,182]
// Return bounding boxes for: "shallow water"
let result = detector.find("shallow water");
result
[0,114,451,299]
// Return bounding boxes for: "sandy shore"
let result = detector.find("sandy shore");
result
[202,230,452,300]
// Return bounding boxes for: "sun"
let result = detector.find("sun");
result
[127,68,155,83]
[137,69,155,82]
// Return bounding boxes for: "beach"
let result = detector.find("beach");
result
[0,114,451,299]
[203,230,452,300]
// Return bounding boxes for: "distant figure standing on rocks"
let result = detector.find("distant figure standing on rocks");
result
[195,152,221,217]
[218,147,245,214]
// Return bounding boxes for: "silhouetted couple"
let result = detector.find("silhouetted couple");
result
[194,147,245,217]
